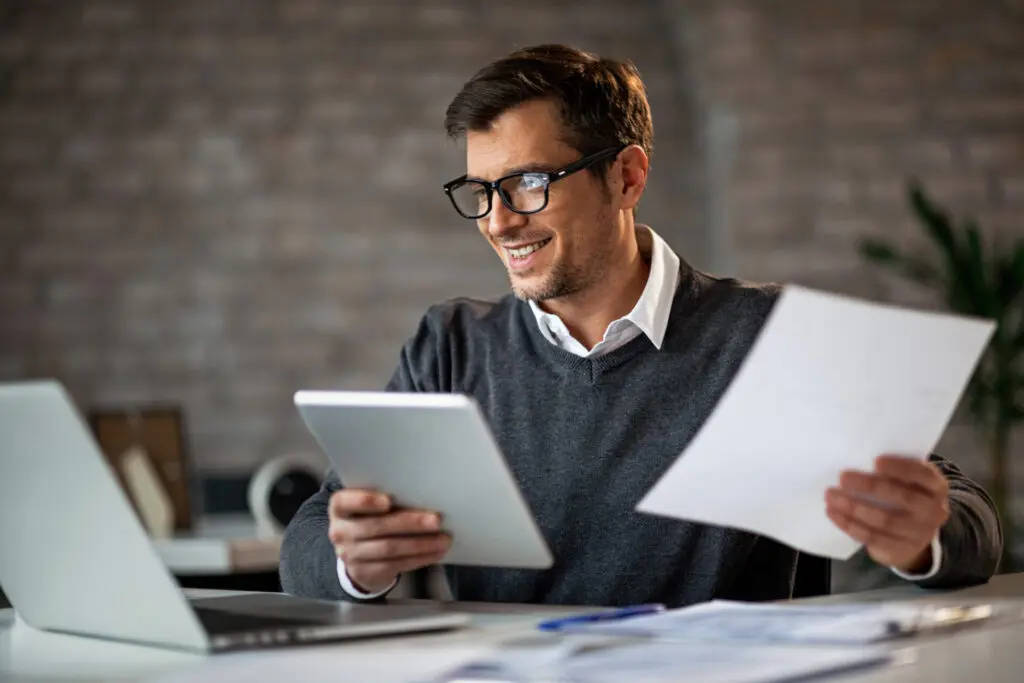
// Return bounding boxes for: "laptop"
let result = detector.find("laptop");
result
[0,380,469,653]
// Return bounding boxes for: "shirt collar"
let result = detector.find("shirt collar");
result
[527,225,681,349]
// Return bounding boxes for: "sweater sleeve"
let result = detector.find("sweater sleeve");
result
[909,453,1003,589]
[278,308,447,600]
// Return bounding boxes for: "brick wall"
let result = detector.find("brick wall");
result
[0,0,701,473]
[676,0,1024,297]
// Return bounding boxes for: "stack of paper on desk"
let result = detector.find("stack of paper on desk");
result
[433,638,889,683]
[637,286,994,559]
[573,599,1014,645]
[431,600,1019,683]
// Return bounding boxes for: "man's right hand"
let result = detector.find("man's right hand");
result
[328,489,451,594]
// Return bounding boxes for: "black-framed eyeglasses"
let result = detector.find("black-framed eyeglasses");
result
[443,145,626,220]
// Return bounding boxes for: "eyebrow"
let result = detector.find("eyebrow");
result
[466,162,555,182]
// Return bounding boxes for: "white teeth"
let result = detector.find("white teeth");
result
[509,240,549,258]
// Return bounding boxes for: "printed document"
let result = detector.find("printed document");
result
[636,286,994,559]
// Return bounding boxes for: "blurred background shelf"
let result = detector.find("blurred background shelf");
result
[152,513,283,593]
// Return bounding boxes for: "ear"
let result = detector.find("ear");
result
[614,145,649,212]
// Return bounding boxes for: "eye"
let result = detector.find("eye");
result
[518,174,548,192]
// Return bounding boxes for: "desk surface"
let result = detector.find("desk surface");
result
[3,573,1024,682]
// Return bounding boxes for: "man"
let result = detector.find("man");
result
[280,44,1001,607]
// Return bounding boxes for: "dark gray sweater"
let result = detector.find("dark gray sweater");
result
[280,265,1002,607]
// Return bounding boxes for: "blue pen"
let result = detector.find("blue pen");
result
[537,603,666,632]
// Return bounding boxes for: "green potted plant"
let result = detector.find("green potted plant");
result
[859,180,1024,572]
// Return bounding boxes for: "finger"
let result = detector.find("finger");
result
[837,470,936,512]
[873,455,948,497]
[329,510,442,546]
[827,507,909,548]
[347,510,442,541]
[348,550,449,588]
[827,488,936,543]
[330,489,392,519]
[343,534,451,563]
[827,508,918,567]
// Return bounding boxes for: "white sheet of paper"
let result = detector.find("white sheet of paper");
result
[636,286,994,559]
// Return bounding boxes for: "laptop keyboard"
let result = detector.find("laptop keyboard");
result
[193,606,311,635]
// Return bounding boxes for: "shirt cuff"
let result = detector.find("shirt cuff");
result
[336,558,397,599]
[890,533,943,581]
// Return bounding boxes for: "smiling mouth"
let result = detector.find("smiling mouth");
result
[505,238,552,259]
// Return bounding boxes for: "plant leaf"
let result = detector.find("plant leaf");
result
[1015,371,1024,421]
[1011,263,1024,360]
[962,220,993,315]
[964,372,992,422]
[901,257,941,286]
[996,243,1024,311]
[907,183,978,313]
[1002,371,1024,422]
[859,239,902,264]
[859,238,941,287]
[909,182,957,254]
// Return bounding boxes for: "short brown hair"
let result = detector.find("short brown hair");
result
[444,44,653,175]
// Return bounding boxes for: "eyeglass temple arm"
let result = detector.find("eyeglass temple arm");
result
[550,145,627,181]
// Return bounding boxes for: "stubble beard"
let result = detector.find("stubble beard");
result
[509,256,583,302]
[509,223,615,304]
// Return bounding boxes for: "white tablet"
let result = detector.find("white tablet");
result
[293,390,554,569]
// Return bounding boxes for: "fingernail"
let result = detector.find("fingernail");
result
[423,513,440,530]
[376,494,390,509]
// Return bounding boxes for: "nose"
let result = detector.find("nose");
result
[483,192,527,240]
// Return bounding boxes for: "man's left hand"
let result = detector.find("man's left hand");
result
[826,455,950,573]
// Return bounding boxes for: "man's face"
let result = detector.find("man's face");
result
[465,99,619,302]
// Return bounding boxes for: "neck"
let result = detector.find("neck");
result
[537,222,649,350]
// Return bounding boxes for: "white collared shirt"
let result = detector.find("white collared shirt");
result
[336,225,939,598]
[528,225,680,356]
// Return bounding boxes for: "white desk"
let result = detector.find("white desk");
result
[3,574,1024,682]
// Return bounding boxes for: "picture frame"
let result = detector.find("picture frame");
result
[88,405,196,532]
